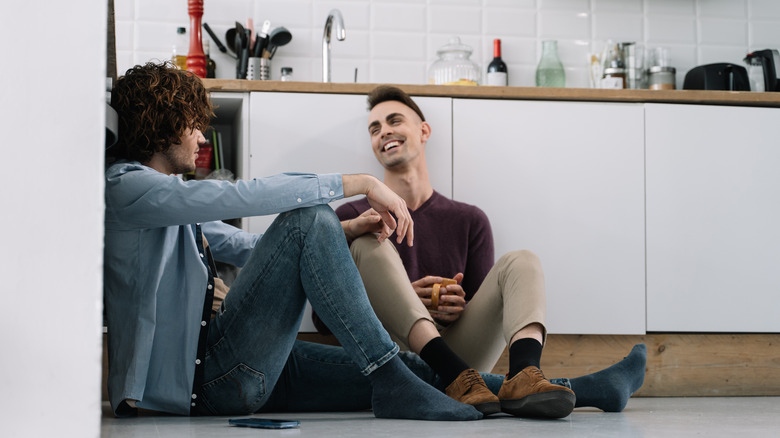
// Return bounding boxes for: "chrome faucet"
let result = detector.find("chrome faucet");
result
[322,9,346,82]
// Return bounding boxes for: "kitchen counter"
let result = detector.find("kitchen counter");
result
[203,79,780,108]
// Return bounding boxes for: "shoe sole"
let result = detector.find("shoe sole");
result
[474,401,501,416]
[500,390,576,419]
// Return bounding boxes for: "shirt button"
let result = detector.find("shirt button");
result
[201,320,207,326]
[195,359,201,365]
[329,190,335,196]
[199,253,204,258]
[191,402,196,407]
[207,284,213,290]
[297,198,302,203]
[191,394,197,399]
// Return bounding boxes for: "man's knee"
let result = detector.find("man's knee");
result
[497,249,543,273]
[278,204,339,231]
[350,234,399,263]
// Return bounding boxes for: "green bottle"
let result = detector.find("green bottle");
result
[535,40,566,87]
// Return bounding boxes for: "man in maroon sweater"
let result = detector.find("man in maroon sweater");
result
[316,86,646,418]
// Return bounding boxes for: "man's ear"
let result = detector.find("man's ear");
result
[421,121,432,144]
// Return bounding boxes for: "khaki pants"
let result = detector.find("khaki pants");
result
[350,235,547,373]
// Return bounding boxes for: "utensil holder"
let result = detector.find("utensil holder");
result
[248,58,271,80]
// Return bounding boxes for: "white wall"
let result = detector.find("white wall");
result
[115,0,780,88]
[0,2,105,438]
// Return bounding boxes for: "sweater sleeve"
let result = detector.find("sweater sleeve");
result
[461,207,495,302]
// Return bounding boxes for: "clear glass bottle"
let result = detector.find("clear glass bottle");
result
[428,37,481,85]
[172,27,188,70]
[535,40,565,87]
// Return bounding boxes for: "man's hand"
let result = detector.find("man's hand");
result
[411,273,466,324]
[341,209,390,242]
[342,174,414,246]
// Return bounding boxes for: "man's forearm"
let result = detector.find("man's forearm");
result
[342,174,377,198]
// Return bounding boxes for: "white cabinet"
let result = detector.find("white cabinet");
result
[452,99,646,334]
[645,104,780,332]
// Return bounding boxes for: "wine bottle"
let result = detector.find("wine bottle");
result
[204,40,216,78]
[486,39,508,86]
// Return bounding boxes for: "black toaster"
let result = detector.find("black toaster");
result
[683,63,750,91]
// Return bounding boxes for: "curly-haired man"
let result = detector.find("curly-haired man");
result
[103,62,481,421]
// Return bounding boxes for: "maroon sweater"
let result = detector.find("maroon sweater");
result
[336,191,495,300]
[313,191,495,334]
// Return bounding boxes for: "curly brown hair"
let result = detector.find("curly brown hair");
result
[367,85,426,122]
[110,61,214,163]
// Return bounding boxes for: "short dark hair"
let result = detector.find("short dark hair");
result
[367,86,426,121]
[110,61,214,163]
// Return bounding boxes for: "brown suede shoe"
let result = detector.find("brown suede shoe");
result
[445,368,501,416]
[498,366,576,418]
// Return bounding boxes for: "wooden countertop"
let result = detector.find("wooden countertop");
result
[203,79,780,108]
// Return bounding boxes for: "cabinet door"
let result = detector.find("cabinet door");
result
[453,99,646,334]
[646,104,780,332]
[247,92,452,331]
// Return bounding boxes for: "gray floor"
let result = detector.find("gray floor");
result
[101,397,780,437]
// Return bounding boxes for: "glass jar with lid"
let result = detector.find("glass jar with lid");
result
[428,37,480,85]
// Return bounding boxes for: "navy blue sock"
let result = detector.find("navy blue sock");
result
[368,355,482,420]
[419,337,470,387]
[508,338,543,378]
[568,343,647,412]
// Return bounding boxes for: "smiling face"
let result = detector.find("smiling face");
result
[367,100,431,170]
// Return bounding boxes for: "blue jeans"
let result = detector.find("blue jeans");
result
[193,205,400,415]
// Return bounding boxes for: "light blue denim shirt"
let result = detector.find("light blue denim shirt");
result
[103,160,344,415]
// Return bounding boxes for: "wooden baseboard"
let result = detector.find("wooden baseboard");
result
[102,333,780,402]
[513,334,780,397]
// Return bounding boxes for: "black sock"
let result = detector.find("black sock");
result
[508,338,543,378]
[419,337,470,387]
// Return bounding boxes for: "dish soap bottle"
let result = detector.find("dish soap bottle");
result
[535,40,565,87]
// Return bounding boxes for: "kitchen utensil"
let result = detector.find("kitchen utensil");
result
[240,28,251,79]
[743,49,780,92]
[266,26,292,59]
[203,22,227,54]
[683,63,750,91]
[246,18,255,53]
[253,20,271,58]
[225,28,237,54]
[232,21,250,79]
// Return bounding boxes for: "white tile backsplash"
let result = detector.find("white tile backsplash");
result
[428,5,483,34]
[699,0,747,19]
[593,12,644,41]
[699,19,748,46]
[483,7,537,37]
[750,0,780,19]
[592,0,643,14]
[113,0,780,87]
[371,3,427,32]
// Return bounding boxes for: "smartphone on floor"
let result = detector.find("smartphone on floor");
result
[228,418,301,429]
